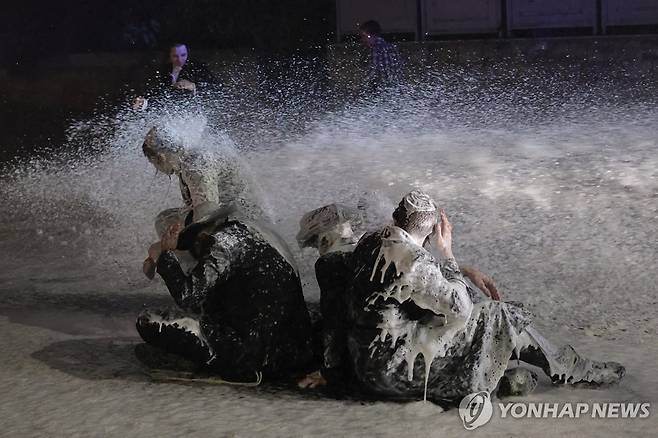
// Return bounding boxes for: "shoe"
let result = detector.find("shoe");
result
[497,367,538,397]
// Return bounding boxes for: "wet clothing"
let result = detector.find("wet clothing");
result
[315,250,354,385]
[137,216,314,380]
[177,149,264,222]
[144,126,267,234]
[366,36,402,87]
[316,226,623,402]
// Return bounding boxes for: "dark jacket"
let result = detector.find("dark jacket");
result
[156,218,313,378]
[144,59,218,98]
[315,250,354,385]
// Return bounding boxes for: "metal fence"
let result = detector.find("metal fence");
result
[336,0,658,40]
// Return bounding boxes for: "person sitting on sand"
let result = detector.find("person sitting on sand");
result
[140,126,265,278]
[133,43,216,110]
[136,204,314,382]
[300,190,625,402]
[296,200,499,389]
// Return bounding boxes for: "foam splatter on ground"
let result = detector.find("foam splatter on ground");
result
[0,58,656,436]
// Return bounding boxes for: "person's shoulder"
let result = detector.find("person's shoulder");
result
[316,250,351,270]
[376,37,398,53]
[374,36,392,47]
[356,229,381,245]
[202,220,251,251]
[185,60,216,84]
[352,229,384,258]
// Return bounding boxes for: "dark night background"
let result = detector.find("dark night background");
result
[2,1,658,163]
[0,1,338,161]
[1,1,336,68]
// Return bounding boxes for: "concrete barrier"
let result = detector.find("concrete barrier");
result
[603,0,658,29]
[336,0,418,40]
[336,0,658,39]
[423,0,501,36]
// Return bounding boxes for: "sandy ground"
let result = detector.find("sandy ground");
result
[2,131,657,436]
[0,281,655,437]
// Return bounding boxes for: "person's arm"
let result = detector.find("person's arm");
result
[173,79,196,93]
[404,256,472,326]
[132,66,170,109]
[180,162,220,220]
[174,62,217,93]
[460,266,501,300]
[142,66,170,98]
[156,251,208,313]
[439,256,465,283]
[408,210,472,325]
[193,62,218,87]
[155,224,227,313]
[431,209,501,301]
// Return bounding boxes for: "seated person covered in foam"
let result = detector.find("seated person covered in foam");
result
[299,190,624,402]
[136,204,314,381]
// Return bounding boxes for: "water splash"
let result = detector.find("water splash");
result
[0,56,656,342]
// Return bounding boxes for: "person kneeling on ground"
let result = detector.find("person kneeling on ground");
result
[296,200,500,389]
[136,204,314,382]
[301,190,625,402]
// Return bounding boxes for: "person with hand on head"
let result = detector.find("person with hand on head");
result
[295,198,498,390]
[303,190,624,402]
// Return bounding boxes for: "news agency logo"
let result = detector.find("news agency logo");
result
[458,391,493,430]
[458,391,651,430]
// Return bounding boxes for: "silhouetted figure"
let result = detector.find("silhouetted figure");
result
[133,43,216,109]
[359,20,402,88]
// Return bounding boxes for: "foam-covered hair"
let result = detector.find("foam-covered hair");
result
[392,190,438,232]
[297,203,363,249]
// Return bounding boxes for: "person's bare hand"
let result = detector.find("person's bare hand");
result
[462,266,501,301]
[142,257,156,280]
[174,79,196,92]
[161,223,183,252]
[132,96,148,111]
[297,370,327,389]
[147,241,161,261]
[433,209,454,259]
[144,241,161,280]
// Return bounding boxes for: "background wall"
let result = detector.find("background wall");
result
[3,1,658,162]
[0,0,336,68]
[336,0,658,39]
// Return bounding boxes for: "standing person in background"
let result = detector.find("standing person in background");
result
[133,43,216,110]
[359,20,402,89]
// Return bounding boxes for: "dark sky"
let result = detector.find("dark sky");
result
[2,0,336,66]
